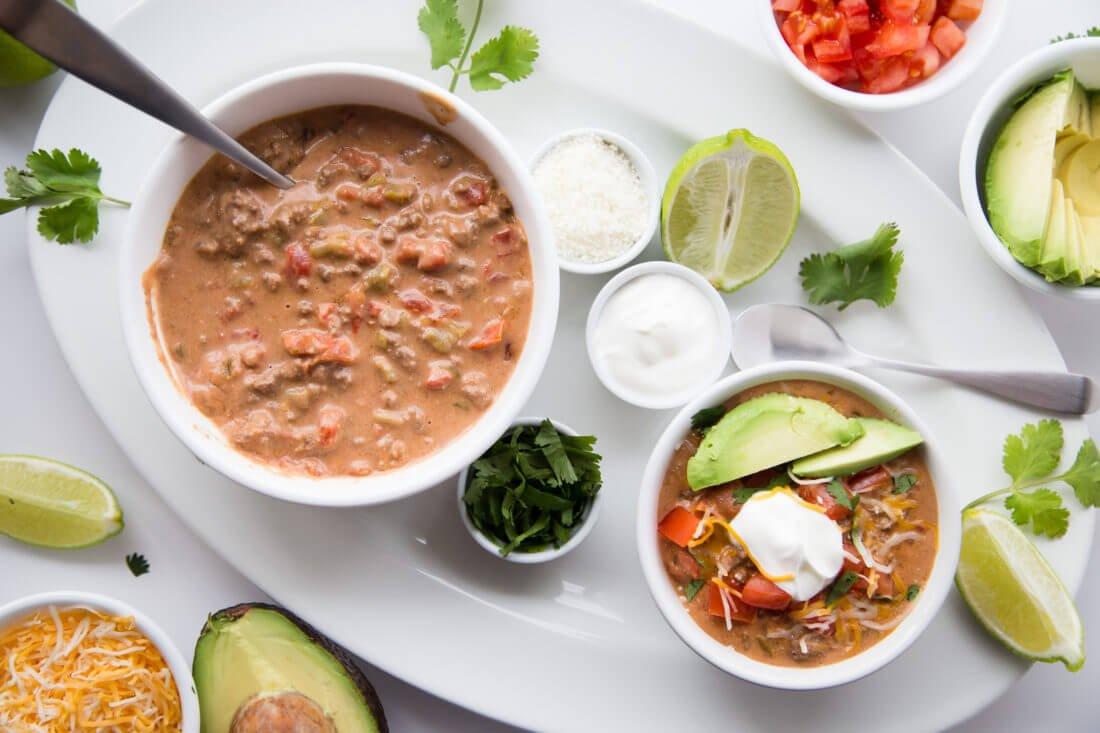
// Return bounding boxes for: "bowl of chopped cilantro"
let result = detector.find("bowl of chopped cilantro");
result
[458,417,603,563]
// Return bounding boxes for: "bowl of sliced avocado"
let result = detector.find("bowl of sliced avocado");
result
[961,38,1100,300]
[194,603,388,733]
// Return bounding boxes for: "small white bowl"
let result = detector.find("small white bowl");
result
[120,63,560,507]
[960,38,1100,302]
[457,417,602,564]
[756,1,1006,112]
[0,591,200,731]
[530,128,660,274]
[636,362,960,690]
[586,261,732,410]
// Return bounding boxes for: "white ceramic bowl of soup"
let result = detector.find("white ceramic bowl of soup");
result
[0,591,200,731]
[636,362,960,689]
[755,0,1006,112]
[959,38,1100,301]
[120,63,559,507]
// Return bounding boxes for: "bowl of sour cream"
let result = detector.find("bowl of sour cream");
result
[586,261,732,410]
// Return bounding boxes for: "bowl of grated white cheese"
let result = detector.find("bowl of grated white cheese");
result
[531,128,659,274]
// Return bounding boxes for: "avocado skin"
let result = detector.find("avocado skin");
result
[686,393,863,491]
[194,603,388,733]
[791,417,923,478]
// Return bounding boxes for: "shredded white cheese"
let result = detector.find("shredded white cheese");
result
[533,133,648,264]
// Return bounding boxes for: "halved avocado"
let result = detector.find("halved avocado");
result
[686,393,863,490]
[790,417,923,478]
[194,603,387,733]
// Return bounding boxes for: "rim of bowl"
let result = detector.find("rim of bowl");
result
[529,127,660,275]
[755,0,1007,112]
[456,416,603,563]
[0,591,200,731]
[585,261,732,410]
[635,361,960,690]
[959,37,1100,302]
[118,62,560,507]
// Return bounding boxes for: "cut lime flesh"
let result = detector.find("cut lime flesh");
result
[0,454,123,549]
[956,508,1084,670]
[662,129,799,291]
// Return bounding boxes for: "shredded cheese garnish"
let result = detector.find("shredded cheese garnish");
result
[0,606,182,732]
[688,517,795,583]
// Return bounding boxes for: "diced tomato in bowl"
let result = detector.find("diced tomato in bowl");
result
[769,0,983,96]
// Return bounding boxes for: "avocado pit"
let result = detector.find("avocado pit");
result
[231,692,337,733]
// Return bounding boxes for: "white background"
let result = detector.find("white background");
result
[3,1,1099,730]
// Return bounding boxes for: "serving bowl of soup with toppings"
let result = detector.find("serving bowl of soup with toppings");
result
[120,64,558,506]
[636,362,959,689]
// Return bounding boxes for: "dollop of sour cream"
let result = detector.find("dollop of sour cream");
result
[593,274,721,399]
[729,488,844,602]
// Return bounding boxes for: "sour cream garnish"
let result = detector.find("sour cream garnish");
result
[729,488,844,602]
[592,273,722,399]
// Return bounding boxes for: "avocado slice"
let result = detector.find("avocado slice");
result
[985,70,1087,266]
[194,603,387,733]
[686,393,863,491]
[1059,138,1100,217]
[1038,180,1075,282]
[1079,214,1100,282]
[790,418,923,478]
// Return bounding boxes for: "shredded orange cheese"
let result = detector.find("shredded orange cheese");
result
[0,606,182,732]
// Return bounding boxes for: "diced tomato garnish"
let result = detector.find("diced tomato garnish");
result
[946,0,982,22]
[915,0,936,23]
[491,226,523,257]
[657,506,699,548]
[813,38,853,63]
[318,405,345,446]
[798,483,851,521]
[911,42,941,78]
[317,335,358,364]
[335,184,362,202]
[284,242,312,278]
[366,299,386,318]
[866,21,930,58]
[424,366,454,390]
[354,236,382,266]
[398,288,435,313]
[317,302,339,329]
[772,0,801,11]
[741,576,792,611]
[467,318,505,351]
[880,0,920,23]
[707,584,757,623]
[848,465,894,494]
[842,541,894,597]
[931,16,966,58]
[282,328,329,356]
[395,239,424,265]
[838,0,871,34]
[417,241,451,272]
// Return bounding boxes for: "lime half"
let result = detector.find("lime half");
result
[0,455,123,548]
[0,0,76,87]
[956,508,1084,670]
[662,129,799,291]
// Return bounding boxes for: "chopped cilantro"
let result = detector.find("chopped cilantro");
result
[684,579,706,601]
[906,584,920,601]
[125,552,149,577]
[892,473,917,494]
[826,571,860,606]
[733,474,788,504]
[826,479,853,510]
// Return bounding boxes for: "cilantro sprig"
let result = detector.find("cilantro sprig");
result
[2,149,129,244]
[462,420,602,556]
[799,223,903,310]
[1051,27,1100,43]
[418,0,539,93]
[965,420,1100,539]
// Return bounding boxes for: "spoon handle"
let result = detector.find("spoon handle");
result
[0,0,293,190]
[867,356,1099,415]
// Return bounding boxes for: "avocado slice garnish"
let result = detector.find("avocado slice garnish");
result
[194,603,387,733]
[790,417,923,479]
[686,393,863,491]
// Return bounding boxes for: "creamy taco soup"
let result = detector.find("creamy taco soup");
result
[144,105,533,477]
[657,380,937,667]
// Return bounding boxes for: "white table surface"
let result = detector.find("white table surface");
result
[3,1,1098,730]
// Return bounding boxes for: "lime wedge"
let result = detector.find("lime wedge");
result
[0,0,76,87]
[662,129,799,291]
[956,508,1084,670]
[0,455,123,548]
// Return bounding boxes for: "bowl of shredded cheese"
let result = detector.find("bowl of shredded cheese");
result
[531,128,660,274]
[0,591,198,732]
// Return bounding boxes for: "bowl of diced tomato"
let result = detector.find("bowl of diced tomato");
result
[758,0,1005,111]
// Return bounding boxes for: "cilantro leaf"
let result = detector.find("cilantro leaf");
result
[38,197,100,244]
[826,571,860,606]
[799,223,903,310]
[826,479,853,511]
[1052,27,1100,43]
[733,474,788,504]
[125,552,150,577]
[684,579,706,601]
[690,405,726,432]
[1061,439,1100,508]
[1,148,127,244]
[469,25,539,91]
[893,473,917,494]
[1003,419,1063,488]
[906,584,920,601]
[417,0,466,70]
[1005,488,1069,539]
